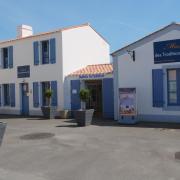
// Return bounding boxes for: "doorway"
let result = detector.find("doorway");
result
[85,80,102,117]
[21,83,29,116]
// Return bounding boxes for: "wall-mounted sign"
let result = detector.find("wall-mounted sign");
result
[17,65,30,78]
[154,39,180,64]
[72,89,77,94]
[119,88,137,116]
[79,74,104,79]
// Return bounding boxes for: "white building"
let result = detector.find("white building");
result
[112,22,180,123]
[0,23,110,116]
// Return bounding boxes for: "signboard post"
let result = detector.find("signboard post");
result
[119,88,138,124]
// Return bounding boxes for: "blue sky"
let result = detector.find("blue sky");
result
[0,0,179,52]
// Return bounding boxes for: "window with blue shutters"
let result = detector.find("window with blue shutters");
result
[1,46,13,69]
[40,81,58,107]
[34,38,56,66]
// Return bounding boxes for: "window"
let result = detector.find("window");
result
[3,84,10,106]
[41,40,49,64]
[42,81,50,106]
[167,69,179,105]
[3,48,8,69]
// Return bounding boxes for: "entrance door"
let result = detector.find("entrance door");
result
[86,80,102,117]
[21,83,29,116]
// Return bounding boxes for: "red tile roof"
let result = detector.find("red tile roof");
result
[68,64,113,77]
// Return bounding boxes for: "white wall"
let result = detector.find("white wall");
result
[115,29,180,119]
[0,31,63,115]
[62,25,110,78]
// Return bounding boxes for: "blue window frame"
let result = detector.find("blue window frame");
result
[3,48,8,69]
[3,84,10,106]
[41,40,49,64]
[167,69,180,106]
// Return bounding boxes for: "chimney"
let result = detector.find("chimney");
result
[17,25,33,38]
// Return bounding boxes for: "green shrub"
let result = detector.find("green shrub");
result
[44,89,53,99]
[79,88,91,102]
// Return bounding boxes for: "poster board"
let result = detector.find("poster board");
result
[119,88,137,116]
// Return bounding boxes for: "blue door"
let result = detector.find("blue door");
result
[102,78,114,119]
[21,83,29,116]
[71,80,81,110]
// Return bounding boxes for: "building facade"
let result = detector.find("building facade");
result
[0,23,110,116]
[65,64,114,119]
[112,23,180,123]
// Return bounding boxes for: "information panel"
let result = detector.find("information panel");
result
[119,88,136,116]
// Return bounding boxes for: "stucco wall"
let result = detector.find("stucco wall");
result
[0,32,63,115]
[62,26,110,78]
[114,29,180,120]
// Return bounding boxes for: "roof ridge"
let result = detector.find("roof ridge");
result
[0,23,90,44]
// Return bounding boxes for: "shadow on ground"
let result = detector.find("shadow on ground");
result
[1,114,180,130]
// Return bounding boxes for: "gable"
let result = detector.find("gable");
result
[111,23,180,57]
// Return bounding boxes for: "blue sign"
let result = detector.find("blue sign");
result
[154,39,180,64]
[17,65,30,78]
[79,74,104,79]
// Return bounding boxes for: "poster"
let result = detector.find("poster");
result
[119,88,136,116]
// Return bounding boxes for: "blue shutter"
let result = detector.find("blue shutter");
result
[0,85,1,106]
[33,41,39,65]
[51,81,57,106]
[71,80,80,110]
[152,69,164,107]
[33,82,39,107]
[50,38,56,64]
[176,69,180,105]
[102,78,114,119]
[8,46,13,68]
[10,83,15,107]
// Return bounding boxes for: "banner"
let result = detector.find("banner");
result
[119,88,136,116]
[154,39,180,64]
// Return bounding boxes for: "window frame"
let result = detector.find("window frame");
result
[41,81,51,106]
[167,69,179,106]
[41,40,50,65]
[2,47,9,69]
[3,84,10,106]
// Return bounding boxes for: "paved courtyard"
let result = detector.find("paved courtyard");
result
[0,117,180,180]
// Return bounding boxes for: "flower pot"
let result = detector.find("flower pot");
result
[75,109,94,126]
[41,106,57,119]
[0,122,6,146]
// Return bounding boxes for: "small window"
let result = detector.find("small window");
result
[41,41,49,64]
[167,69,178,105]
[3,48,8,69]
[42,81,50,106]
[3,84,10,106]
